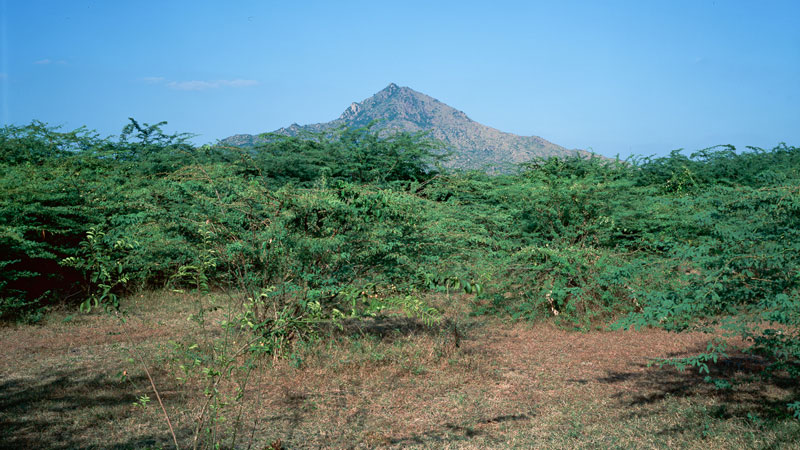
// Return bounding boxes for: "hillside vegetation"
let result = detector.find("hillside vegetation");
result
[1,119,799,439]
[222,83,585,171]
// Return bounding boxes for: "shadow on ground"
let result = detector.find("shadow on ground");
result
[0,367,189,450]
[593,343,800,446]
[331,316,469,344]
[387,413,532,447]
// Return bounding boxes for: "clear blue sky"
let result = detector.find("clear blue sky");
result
[1,0,798,157]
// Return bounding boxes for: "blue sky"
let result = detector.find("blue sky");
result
[1,0,798,157]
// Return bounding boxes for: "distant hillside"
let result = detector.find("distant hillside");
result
[223,83,589,170]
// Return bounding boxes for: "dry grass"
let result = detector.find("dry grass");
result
[1,291,798,449]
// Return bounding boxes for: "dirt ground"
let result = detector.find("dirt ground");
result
[1,293,798,449]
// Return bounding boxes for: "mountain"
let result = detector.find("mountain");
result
[222,83,588,170]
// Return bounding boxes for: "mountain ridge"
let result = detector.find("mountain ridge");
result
[222,83,589,170]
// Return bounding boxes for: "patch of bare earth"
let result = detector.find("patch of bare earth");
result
[1,294,798,449]
[252,322,798,449]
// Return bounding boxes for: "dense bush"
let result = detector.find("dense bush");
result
[1,120,797,414]
[0,120,452,318]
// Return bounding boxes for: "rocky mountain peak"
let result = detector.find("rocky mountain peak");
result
[339,102,362,121]
[222,84,588,171]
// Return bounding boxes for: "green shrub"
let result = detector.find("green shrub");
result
[2,119,797,415]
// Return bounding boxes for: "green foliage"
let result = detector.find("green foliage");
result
[2,120,798,417]
[61,227,135,313]
[0,123,106,319]
[252,123,446,188]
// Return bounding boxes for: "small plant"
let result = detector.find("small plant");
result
[788,402,800,420]
[133,394,151,409]
[61,227,135,313]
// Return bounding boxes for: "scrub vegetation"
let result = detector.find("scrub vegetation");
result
[1,120,798,448]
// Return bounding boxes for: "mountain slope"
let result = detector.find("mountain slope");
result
[223,83,586,170]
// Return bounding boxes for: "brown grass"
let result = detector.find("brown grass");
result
[1,291,798,449]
